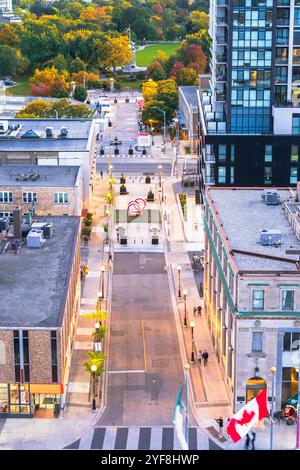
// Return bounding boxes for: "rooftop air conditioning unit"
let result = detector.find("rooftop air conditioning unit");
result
[42,223,53,238]
[26,229,46,248]
[0,120,8,135]
[261,190,281,205]
[0,217,9,232]
[46,126,53,137]
[60,126,69,137]
[260,229,282,246]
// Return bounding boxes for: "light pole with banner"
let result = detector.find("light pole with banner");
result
[149,106,166,154]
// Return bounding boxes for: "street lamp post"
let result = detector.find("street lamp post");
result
[149,106,166,154]
[97,290,103,314]
[94,322,101,352]
[190,321,195,363]
[101,266,105,297]
[184,363,190,446]
[91,364,97,411]
[183,290,188,328]
[270,367,276,450]
[158,165,162,190]
[177,265,182,298]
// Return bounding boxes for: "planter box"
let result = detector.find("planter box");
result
[120,188,127,195]
[147,196,154,202]
[120,238,127,245]
[120,178,126,184]
[145,177,151,184]
[152,237,159,245]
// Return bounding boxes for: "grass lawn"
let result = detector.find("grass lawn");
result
[136,42,180,67]
[118,78,144,91]
[6,75,31,96]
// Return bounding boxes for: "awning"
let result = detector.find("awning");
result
[30,384,63,394]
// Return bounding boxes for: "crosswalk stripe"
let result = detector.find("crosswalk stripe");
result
[91,428,106,450]
[150,427,163,450]
[126,427,140,450]
[79,429,94,450]
[102,427,118,450]
[114,427,129,450]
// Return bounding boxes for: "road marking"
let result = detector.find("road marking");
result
[108,370,145,374]
[141,319,147,373]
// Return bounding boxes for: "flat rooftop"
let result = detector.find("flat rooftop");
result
[0,119,93,152]
[180,86,199,108]
[207,188,300,272]
[0,216,80,327]
[0,165,80,187]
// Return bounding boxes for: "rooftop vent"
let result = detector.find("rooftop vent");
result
[60,126,69,137]
[46,126,53,137]
[260,229,282,246]
[261,190,280,205]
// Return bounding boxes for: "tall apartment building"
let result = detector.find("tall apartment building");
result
[198,0,300,188]
[203,187,300,412]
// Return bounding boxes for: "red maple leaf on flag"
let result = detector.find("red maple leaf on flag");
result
[227,410,255,443]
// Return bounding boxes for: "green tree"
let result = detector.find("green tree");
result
[147,60,166,81]
[74,85,87,102]
[0,45,18,76]
[70,57,86,72]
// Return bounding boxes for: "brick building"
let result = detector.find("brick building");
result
[0,165,82,218]
[0,215,81,417]
[203,187,300,412]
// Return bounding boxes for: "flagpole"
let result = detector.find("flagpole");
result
[184,363,190,447]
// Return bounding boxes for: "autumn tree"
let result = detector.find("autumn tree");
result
[146,60,166,81]
[189,11,209,32]
[102,36,132,71]
[30,67,70,97]
[16,98,92,119]
[176,67,198,86]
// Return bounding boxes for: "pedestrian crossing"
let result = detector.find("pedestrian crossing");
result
[98,154,156,159]
[65,426,212,450]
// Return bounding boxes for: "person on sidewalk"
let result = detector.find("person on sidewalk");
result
[197,350,202,365]
[215,416,224,437]
[193,306,197,317]
[108,251,113,263]
[244,433,250,450]
[197,305,202,317]
[250,431,256,450]
[100,170,103,179]
[202,350,209,366]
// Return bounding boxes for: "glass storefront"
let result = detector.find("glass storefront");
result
[0,384,62,416]
[246,377,266,403]
[282,367,299,402]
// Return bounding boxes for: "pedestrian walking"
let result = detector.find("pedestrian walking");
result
[250,431,256,450]
[202,350,209,366]
[100,133,103,141]
[108,251,113,263]
[197,350,202,365]
[199,282,203,298]
[244,433,250,450]
[215,416,224,437]
[84,235,89,246]
[100,170,103,179]
[197,305,202,317]
[193,306,197,317]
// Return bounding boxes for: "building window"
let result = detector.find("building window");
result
[9,383,30,414]
[290,167,298,184]
[252,332,263,353]
[51,331,58,383]
[23,331,30,383]
[230,167,234,184]
[54,192,68,204]
[0,191,13,203]
[282,290,294,310]
[265,145,272,162]
[282,367,299,402]
[291,145,299,162]
[264,167,272,184]
[283,332,300,351]
[292,115,300,134]
[13,331,20,383]
[252,290,264,310]
[218,166,226,184]
[13,330,30,383]
[230,145,235,162]
[218,145,226,161]
[23,192,37,204]
[0,384,8,413]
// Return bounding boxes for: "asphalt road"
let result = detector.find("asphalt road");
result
[98,252,185,427]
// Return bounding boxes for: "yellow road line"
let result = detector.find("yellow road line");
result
[141,320,147,373]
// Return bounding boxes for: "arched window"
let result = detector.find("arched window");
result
[246,376,266,403]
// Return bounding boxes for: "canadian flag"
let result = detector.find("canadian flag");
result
[226,388,270,443]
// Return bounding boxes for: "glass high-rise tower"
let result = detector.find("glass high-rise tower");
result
[197,0,300,189]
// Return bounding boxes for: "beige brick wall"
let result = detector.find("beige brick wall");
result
[29,331,52,383]
[0,185,80,216]
[0,330,15,383]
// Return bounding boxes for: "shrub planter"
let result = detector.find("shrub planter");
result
[152,237,159,245]
[129,148,133,155]
[120,175,126,184]
[125,98,129,103]
[120,238,127,245]
[114,99,117,103]
[100,148,104,155]
[147,191,154,202]
[145,175,151,184]
[114,148,119,155]
[120,185,127,194]
[142,148,147,155]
